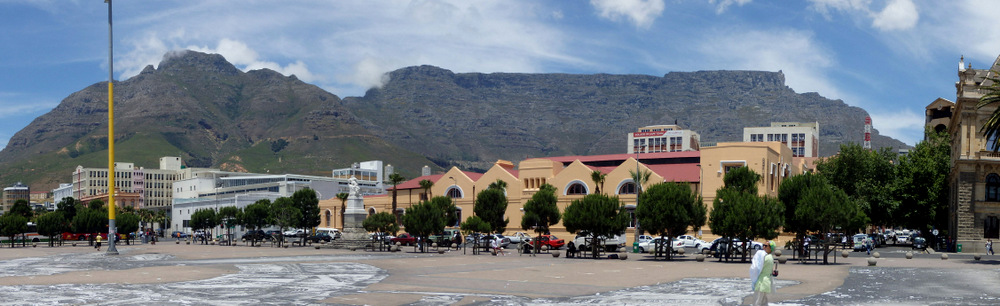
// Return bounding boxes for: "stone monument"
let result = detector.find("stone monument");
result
[331,176,370,249]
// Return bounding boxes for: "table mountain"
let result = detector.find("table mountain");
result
[0,51,906,190]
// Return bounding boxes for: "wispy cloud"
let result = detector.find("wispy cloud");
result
[808,0,919,31]
[590,0,665,29]
[869,108,924,145]
[709,0,752,14]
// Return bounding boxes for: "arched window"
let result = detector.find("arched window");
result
[988,174,1000,201]
[447,187,463,199]
[567,182,588,195]
[618,182,637,195]
[325,210,332,227]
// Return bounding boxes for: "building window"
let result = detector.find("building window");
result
[628,209,637,228]
[447,188,462,199]
[669,137,682,152]
[986,216,1000,239]
[988,174,1000,201]
[566,182,588,195]
[618,182,637,194]
[325,211,331,227]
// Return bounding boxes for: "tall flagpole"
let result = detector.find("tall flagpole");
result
[106,0,119,255]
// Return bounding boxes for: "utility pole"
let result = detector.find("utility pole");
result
[105,0,119,255]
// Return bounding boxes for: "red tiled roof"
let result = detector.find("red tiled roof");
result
[389,171,484,191]
[647,163,701,182]
[539,151,699,163]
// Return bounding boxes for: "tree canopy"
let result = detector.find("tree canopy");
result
[36,211,68,246]
[894,128,951,231]
[362,211,399,235]
[401,200,446,251]
[242,199,272,246]
[460,216,491,235]
[709,166,783,262]
[9,199,33,219]
[292,188,321,244]
[815,143,897,227]
[637,182,706,260]
[521,183,560,235]
[474,188,509,234]
[562,193,630,258]
[976,69,1000,151]
[0,214,27,247]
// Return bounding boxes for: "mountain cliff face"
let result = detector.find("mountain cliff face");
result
[0,51,436,189]
[344,66,905,171]
[0,51,907,190]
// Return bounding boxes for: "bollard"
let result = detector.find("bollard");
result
[841,250,849,258]
[867,257,877,266]
[873,252,880,258]
[906,252,913,259]
[941,253,948,260]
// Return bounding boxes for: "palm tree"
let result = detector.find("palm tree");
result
[488,179,507,191]
[630,168,652,242]
[336,192,349,228]
[590,170,607,195]
[418,179,434,201]
[388,173,406,224]
[977,70,1000,150]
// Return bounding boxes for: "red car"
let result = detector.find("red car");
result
[390,233,417,246]
[528,234,565,249]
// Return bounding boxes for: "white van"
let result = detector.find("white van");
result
[315,228,341,239]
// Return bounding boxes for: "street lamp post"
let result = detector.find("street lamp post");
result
[105,0,119,255]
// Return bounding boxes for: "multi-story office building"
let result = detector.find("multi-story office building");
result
[743,122,820,158]
[52,183,73,204]
[331,161,385,196]
[72,157,188,210]
[2,182,29,213]
[627,124,701,154]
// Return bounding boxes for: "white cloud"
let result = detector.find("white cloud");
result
[189,39,320,82]
[869,109,924,145]
[695,29,842,99]
[590,0,665,29]
[709,0,752,14]
[871,0,918,31]
[808,0,919,31]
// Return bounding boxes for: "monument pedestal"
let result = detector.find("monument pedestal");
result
[330,195,370,249]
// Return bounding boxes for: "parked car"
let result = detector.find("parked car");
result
[490,234,511,248]
[636,235,654,245]
[242,230,270,241]
[390,233,417,246]
[283,229,306,238]
[852,234,868,251]
[673,235,708,249]
[316,228,341,239]
[912,237,928,251]
[171,231,190,238]
[709,237,760,257]
[507,232,532,244]
[428,229,461,246]
[525,234,565,250]
[570,232,626,252]
[638,237,679,254]
[307,232,333,243]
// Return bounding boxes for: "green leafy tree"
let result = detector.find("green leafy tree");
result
[427,196,460,228]
[88,199,105,211]
[976,69,1000,150]
[270,197,300,247]
[895,128,951,232]
[72,208,107,246]
[388,173,406,225]
[637,182,705,260]
[521,183,561,253]
[291,188,321,245]
[796,183,865,264]
[419,179,434,200]
[189,208,218,244]
[488,179,508,191]
[709,167,783,262]
[401,201,446,252]
[217,206,242,245]
[242,199,272,246]
[363,211,399,235]
[778,172,828,252]
[815,143,897,227]
[474,187,509,234]
[0,214,27,248]
[56,197,79,221]
[562,194,630,258]
[9,199,33,219]
[117,212,140,245]
[460,216,492,235]
[590,170,607,195]
[36,212,69,247]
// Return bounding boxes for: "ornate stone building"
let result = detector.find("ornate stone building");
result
[941,54,1000,253]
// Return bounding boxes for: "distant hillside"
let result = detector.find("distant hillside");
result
[344,66,906,171]
[0,51,439,190]
[0,51,907,190]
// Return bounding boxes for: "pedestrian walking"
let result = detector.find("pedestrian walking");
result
[749,241,777,305]
[95,235,102,251]
[987,239,994,255]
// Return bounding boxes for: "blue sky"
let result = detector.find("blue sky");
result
[1,0,998,149]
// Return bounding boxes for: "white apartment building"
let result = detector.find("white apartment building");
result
[627,124,701,154]
[744,122,820,158]
[52,183,72,204]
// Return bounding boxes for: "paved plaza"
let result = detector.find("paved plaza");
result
[0,241,997,305]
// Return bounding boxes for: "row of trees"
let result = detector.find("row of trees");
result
[8,197,146,248]
[189,188,321,247]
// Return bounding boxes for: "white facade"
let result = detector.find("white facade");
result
[52,183,72,203]
[331,160,386,196]
[172,193,281,235]
[743,122,820,158]
[627,124,701,154]
[71,157,191,210]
